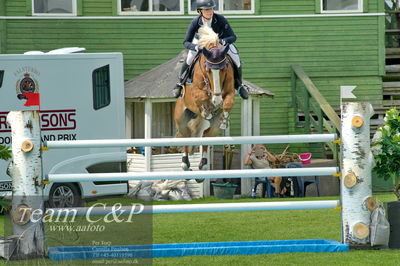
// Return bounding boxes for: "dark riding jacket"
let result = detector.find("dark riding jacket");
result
[183,13,237,51]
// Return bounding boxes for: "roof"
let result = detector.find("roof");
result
[125,50,275,99]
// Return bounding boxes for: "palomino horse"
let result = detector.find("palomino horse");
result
[174,25,235,176]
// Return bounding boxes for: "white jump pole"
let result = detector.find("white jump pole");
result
[47,167,339,183]
[47,200,340,216]
[43,134,338,149]
[341,102,375,247]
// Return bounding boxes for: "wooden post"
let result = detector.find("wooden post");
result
[341,102,375,246]
[6,111,45,259]
[241,98,253,196]
[144,99,152,172]
[125,101,133,139]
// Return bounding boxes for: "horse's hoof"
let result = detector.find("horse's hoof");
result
[181,163,190,171]
[199,158,208,170]
[199,164,209,170]
[182,156,190,171]
[195,179,205,183]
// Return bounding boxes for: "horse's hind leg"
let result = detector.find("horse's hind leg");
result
[197,118,222,174]
[181,145,191,171]
[199,145,209,171]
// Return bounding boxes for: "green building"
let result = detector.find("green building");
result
[0,0,386,156]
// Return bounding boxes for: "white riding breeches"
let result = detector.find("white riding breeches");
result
[186,43,241,68]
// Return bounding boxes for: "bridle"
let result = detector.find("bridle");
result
[198,50,229,97]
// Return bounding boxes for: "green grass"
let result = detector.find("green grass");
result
[1,193,399,265]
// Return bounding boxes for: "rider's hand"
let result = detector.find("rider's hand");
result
[195,45,203,52]
[219,39,226,46]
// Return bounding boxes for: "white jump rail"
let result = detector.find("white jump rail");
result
[47,167,338,183]
[5,102,375,257]
[48,200,341,216]
[43,134,338,149]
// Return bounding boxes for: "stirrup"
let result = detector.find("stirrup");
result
[173,83,184,98]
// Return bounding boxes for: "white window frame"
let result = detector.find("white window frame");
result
[320,0,363,13]
[188,0,255,15]
[118,0,184,15]
[32,0,77,16]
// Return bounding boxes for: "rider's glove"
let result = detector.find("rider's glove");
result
[195,45,203,52]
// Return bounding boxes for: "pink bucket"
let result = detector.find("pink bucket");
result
[299,152,312,165]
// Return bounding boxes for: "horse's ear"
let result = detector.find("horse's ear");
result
[222,45,230,56]
[202,48,212,58]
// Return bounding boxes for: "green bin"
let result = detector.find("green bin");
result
[212,183,238,199]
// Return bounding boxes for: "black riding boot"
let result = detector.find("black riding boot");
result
[173,62,190,98]
[236,66,249,100]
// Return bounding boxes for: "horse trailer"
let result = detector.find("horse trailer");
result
[0,49,128,207]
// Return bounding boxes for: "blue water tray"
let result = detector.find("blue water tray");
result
[48,239,349,261]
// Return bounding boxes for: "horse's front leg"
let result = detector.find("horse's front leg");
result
[181,145,191,171]
[192,87,214,119]
[220,111,230,130]
[220,90,235,129]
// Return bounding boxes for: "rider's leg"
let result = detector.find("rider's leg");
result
[173,50,196,98]
[236,65,248,100]
[227,46,248,100]
[173,62,190,98]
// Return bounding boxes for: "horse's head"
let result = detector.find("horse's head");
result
[201,45,230,108]
[194,25,234,113]
[202,45,230,70]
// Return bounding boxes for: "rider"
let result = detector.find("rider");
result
[172,0,249,99]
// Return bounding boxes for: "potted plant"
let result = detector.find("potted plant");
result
[371,107,400,248]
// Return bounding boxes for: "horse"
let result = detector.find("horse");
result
[174,25,236,177]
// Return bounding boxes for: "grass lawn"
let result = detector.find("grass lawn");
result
[0,193,399,265]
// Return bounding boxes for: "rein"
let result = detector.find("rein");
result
[199,58,212,97]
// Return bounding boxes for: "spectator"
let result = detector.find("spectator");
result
[244,144,286,197]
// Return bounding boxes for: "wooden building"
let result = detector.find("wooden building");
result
[0,1,388,192]
[124,50,274,197]
[0,1,385,144]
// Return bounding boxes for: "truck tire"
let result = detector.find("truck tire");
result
[48,183,84,208]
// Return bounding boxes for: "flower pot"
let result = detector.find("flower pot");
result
[388,201,400,249]
[212,183,237,199]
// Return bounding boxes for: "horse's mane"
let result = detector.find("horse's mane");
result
[197,25,219,48]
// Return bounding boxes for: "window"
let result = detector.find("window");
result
[32,0,77,16]
[0,71,4,88]
[119,0,184,15]
[189,0,254,14]
[92,65,111,110]
[321,0,362,13]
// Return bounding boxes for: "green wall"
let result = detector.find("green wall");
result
[1,0,385,156]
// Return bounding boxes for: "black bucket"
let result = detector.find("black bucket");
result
[388,201,400,249]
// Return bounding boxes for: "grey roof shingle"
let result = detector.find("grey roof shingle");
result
[125,51,275,99]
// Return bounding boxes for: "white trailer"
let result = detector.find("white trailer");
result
[0,50,127,207]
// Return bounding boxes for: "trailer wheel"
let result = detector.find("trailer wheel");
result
[48,183,83,208]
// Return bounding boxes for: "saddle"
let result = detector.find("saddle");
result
[182,53,201,85]
[181,53,240,89]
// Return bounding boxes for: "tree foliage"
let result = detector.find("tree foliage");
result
[0,145,11,161]
[371,107,400,200]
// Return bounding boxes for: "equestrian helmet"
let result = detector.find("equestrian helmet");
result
[196,0,216,10]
